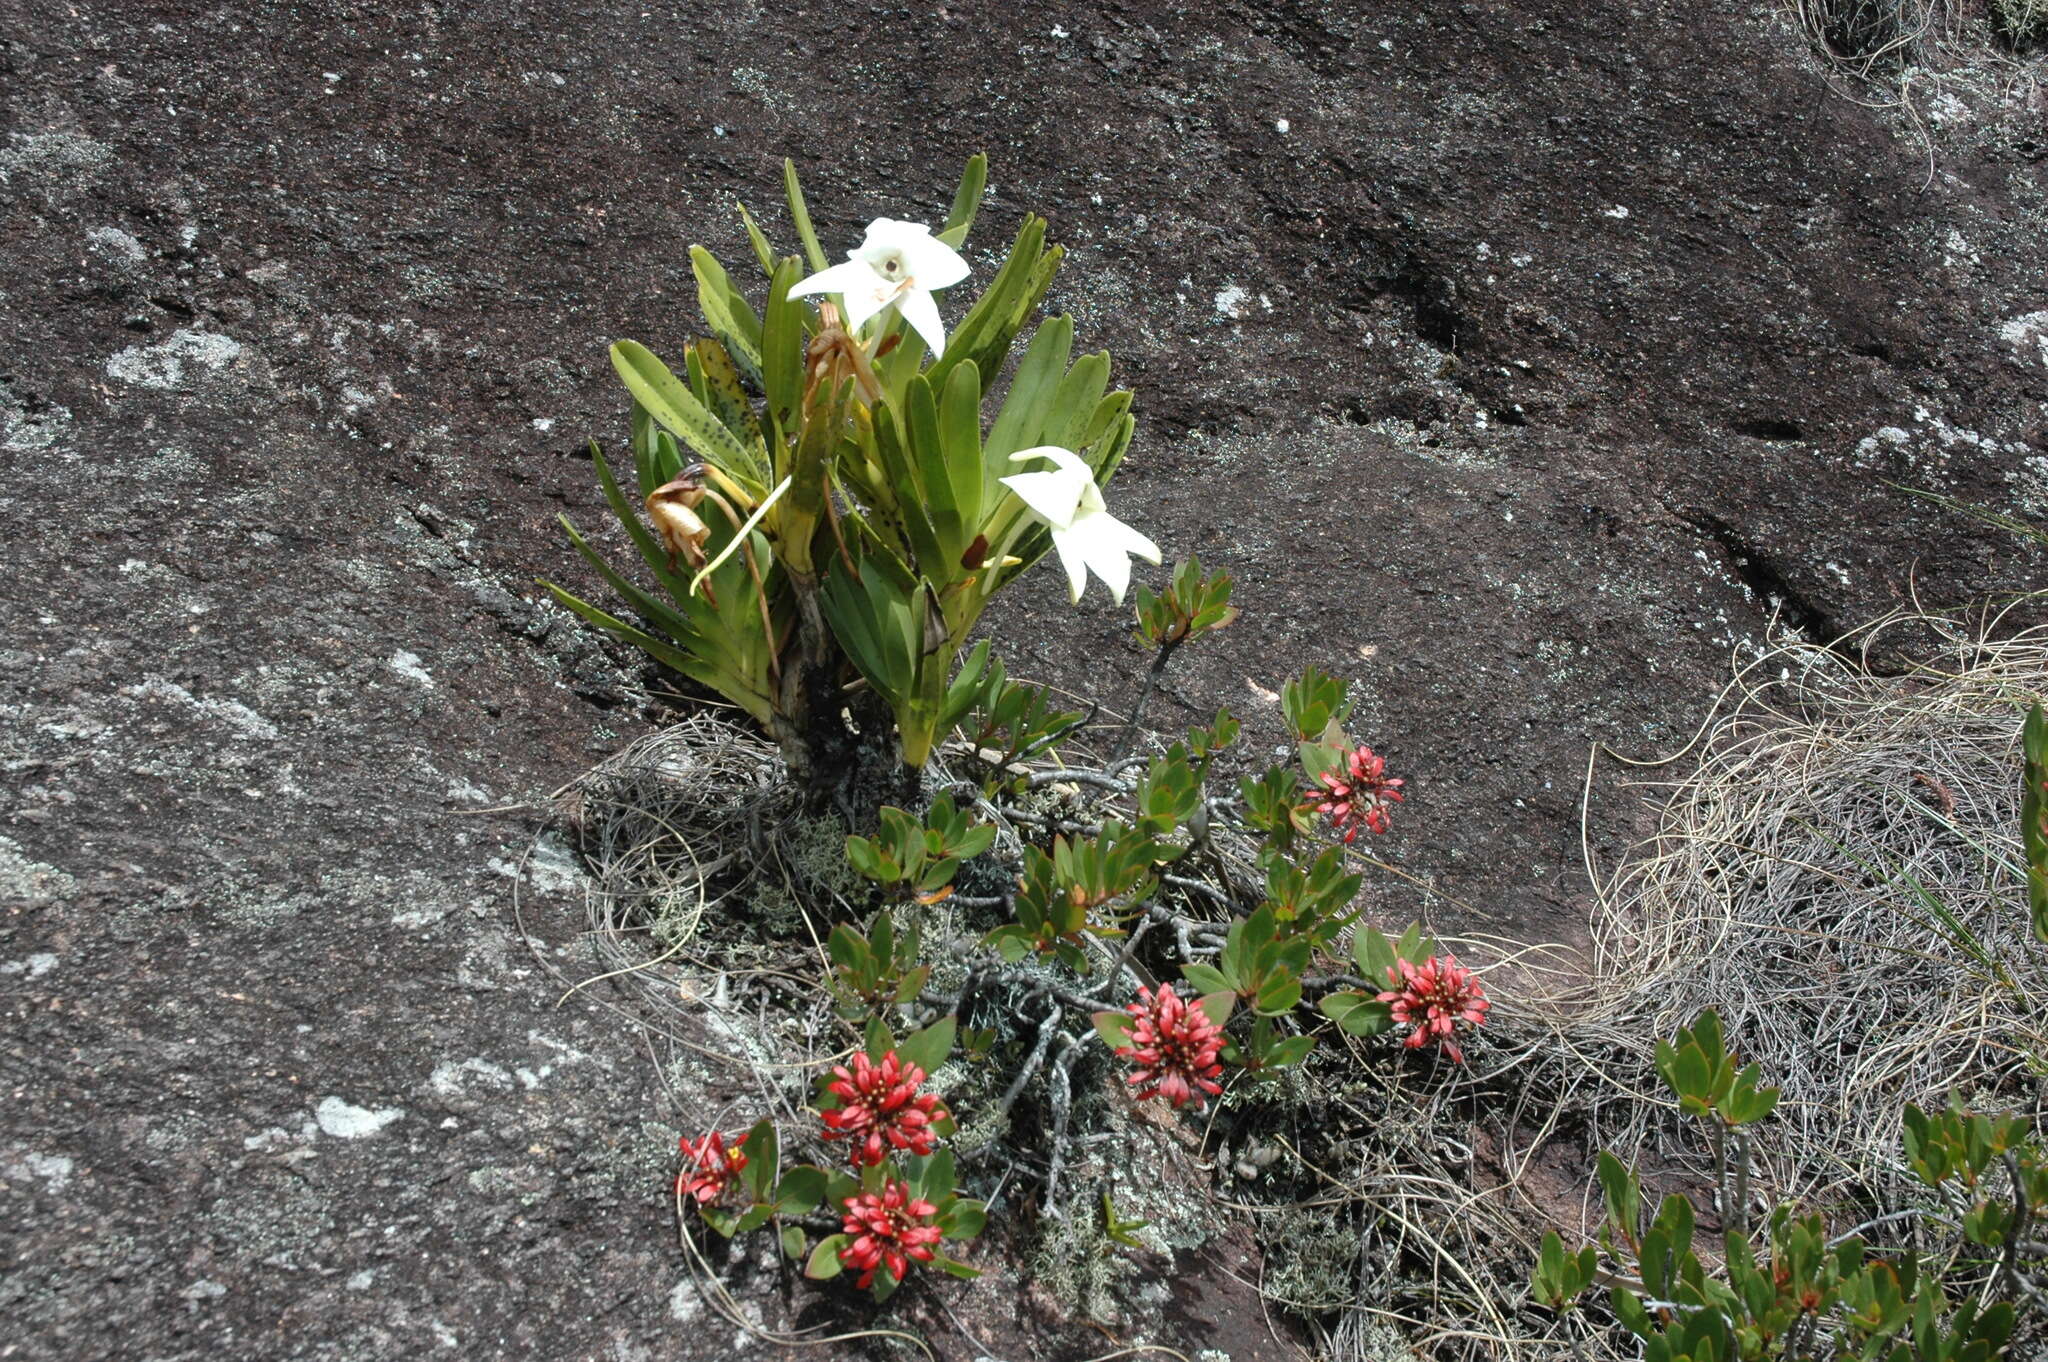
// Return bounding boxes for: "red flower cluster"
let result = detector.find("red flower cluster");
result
[674,1131,747,1204]
[1377,955,1490,1063]
[820,1051,945,1167]
[1117,982,1226,1110]
[1303,745,1405,843]
[839,1181,944,1288]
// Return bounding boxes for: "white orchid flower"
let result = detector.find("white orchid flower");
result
[789,218,971,357]
[998,446,1162,605]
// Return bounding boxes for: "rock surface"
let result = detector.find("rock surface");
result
[2,2,2043,1358]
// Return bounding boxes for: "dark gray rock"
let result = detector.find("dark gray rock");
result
[3,2,2043,1358]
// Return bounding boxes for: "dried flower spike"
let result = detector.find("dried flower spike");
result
[1376,955,1489,1063]
[1304,745,1405,843]
[838,1179,944,1289]
[1117,982,1226,1110]
[674,1131,748,1204]
[820,1050,945,1167]
[645,467,713,573]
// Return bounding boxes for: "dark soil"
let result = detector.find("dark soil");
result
[3,1,2043,1358]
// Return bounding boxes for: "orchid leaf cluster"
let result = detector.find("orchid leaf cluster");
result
[547,156,1159,788]
[1534,1011,2039,1362]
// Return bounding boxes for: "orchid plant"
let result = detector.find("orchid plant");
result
[545,157,1154,797]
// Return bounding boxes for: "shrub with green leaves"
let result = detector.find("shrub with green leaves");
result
[1532,1009,2044,1361]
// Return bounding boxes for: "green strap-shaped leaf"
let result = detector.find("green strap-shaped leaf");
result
[903,374,972,570]
[937,153,987,249]
[1088,408,1136,485]
[1048,352,1111,453]
[560,517,701,649]
[782,158,829,275]
[938,361,984,536]
[543,580,693,669]
[628,406,657,499]
[690,339,770,484]
[689,246,763,381]
[540,581,771,725]
[610,340,764,489]
[984,314,1076,466]
[737,201,777,277]
[590,444,700,605]
[582,448,781,712]
[560,514,767,710]
[872,404,945,576]
[926,216,1048,392]
[821,551,920,704]
[1074,390,1134,458]
[757,256,808,439]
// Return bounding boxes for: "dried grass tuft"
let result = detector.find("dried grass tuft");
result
[1571,608,2048,1216]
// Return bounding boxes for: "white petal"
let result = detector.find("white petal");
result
[1089,539,1134,604]
[1065,512,1140,603]
[998,468,1087,529]
[859,217,929,251]
[840,282,899,334]
[789,258,880,299]
[1097,508,1163,565]
[1007,445,1093,480]
[901,233,970,290]
[895,286,947,356]
[1048,526,1092,603]
[858,219,968,290]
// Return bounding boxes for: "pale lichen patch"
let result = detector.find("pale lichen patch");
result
[313,1097,405,1139]
[106,329,246,391]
